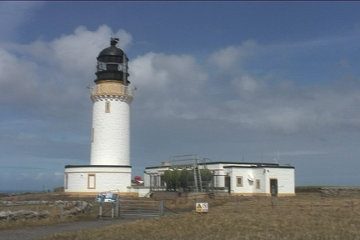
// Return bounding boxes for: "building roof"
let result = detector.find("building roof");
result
[65,165,131,169]
[145,161,294,169]
[223,165,294,169]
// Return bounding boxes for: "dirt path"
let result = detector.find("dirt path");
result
[0,217,145,240]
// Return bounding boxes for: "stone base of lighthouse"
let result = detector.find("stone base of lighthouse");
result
[64,165,132,194]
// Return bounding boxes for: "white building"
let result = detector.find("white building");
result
[64,38,133,194]
[144,161,295,197]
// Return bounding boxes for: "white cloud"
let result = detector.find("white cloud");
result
[128,37,360,134]
[196,41,360,133]
[0,25,132,117]
[131,52,206,90]
[130,52,208,119]
[11,26,357,136]
[0,48,39,104]
[232,74,260,96]
[130,52,171,90]
[52,25,132,78]
[208,40,258,70]
[213,81,360,133]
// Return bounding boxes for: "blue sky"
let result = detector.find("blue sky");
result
[1,1,360,191]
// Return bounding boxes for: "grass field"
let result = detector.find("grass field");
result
[40,192,360,240]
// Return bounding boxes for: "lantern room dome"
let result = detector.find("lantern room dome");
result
[98,46,124,59]
[95,38,130,84]
[97,39,127,63]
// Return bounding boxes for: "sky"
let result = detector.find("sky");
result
[1,1,360,191]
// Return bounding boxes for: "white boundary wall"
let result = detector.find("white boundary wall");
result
[64,166,131,193]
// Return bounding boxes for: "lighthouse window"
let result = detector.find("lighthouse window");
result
[106,63,118,71]
[97,62,106,71]
[118,64,126,71]
[88,174,96,189]
[105,101,111,113]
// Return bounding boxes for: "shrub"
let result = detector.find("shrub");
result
[164,168,213,192]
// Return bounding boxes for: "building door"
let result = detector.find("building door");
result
[270,179,278,197]
[225,176,231,194]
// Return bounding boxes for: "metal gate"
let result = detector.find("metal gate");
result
[119,199,164,217]
[97,202,120,218]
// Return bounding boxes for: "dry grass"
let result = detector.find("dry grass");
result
[42,193,360,240]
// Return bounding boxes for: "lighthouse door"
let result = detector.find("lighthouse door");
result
[225,176,231,194]
[270,179,278,197]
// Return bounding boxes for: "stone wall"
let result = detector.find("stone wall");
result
[0,200,91,221]
[320,187,360,196]
[0,210,49,221]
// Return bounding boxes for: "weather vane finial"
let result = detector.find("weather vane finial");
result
[110,37,119,46]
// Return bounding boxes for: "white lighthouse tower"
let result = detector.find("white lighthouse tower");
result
[64,38,133,194]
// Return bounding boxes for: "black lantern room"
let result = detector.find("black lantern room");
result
[95,38,130,85]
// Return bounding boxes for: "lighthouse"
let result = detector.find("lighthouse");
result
[64,38,133,194]
[90,38,132,166]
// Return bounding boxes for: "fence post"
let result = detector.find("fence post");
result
[318,192,322,216]
[98,202,103,219]
[115,199,120,218]
[159,200,164,216]
[59,205,64,216]
[111,204,115,218]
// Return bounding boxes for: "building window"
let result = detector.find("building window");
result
[256,179,260,189]
[105,101,111,113]
[236,176,243,187]
[88,174,96,189]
